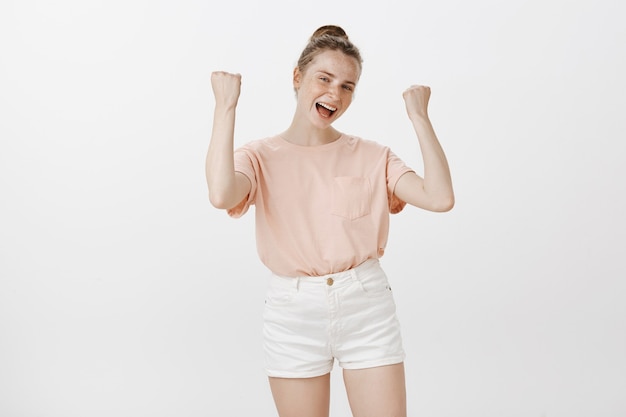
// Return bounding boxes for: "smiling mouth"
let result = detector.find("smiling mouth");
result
[316,102,337,118]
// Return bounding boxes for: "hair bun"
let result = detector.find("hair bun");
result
[310,25,349,41]
[295,24,362,79]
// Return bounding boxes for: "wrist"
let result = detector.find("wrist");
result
[409,113,430,126]
[214,103,238,115]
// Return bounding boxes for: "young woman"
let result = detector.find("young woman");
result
[206,25,454,417]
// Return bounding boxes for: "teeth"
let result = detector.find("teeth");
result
[318,102,337,112]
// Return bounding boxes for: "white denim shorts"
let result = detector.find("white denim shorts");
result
[263,259,405,378]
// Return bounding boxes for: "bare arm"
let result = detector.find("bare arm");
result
[393,85,455,212]
[206,71,251,210]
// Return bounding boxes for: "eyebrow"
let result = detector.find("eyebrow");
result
[319,71,356,86]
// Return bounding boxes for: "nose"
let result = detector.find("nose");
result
[328,82,341,99]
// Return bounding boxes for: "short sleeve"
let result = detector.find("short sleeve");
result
[227,148,258,218]
[386,149,415,214]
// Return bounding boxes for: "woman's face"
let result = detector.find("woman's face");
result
[293,49,361,129]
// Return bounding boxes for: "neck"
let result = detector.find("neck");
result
[281,122,341,147]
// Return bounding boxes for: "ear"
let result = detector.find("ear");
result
[293,67,302,90]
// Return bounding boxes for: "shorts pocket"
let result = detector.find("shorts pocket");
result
[358,280,393,298]
[331,176,372,220]
[356,270,393,298]
[264,277,297,306]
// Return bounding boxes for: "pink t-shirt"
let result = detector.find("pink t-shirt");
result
[228,134,414,277]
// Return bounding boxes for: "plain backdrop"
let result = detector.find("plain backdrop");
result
[1,0,625,416]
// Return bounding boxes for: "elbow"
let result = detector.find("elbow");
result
[431,195,455,212]
[208,191,232,210]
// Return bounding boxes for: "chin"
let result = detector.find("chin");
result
[312,112,341,128]
[313,119,335,130]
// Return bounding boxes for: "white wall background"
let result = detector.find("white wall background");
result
[1,0,625,416]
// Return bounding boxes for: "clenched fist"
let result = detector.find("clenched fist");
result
[211,71,242,109]
[402,85,431,121]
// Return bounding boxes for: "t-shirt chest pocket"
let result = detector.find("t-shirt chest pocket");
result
[330,176,372,220]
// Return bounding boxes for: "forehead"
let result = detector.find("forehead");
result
[307,49,361,79]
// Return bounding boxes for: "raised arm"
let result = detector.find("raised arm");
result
[206,71,251,210]
[393,85,455,212]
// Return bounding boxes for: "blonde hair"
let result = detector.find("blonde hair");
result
[296,25,363,75]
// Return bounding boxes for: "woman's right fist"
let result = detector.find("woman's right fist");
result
[211,71,242,108]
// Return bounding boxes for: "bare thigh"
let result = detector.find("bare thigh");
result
[343,363,407,417]
[268,373,331,417]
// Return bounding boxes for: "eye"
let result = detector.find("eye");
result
[343,85,354,92]
[319,76,329,82]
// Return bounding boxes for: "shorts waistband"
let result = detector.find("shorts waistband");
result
[271,258,380,289]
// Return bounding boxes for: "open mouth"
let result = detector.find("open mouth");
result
[316,102,337,118]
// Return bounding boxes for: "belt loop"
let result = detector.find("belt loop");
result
[350,267,358,283]
[294,277,301,291]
